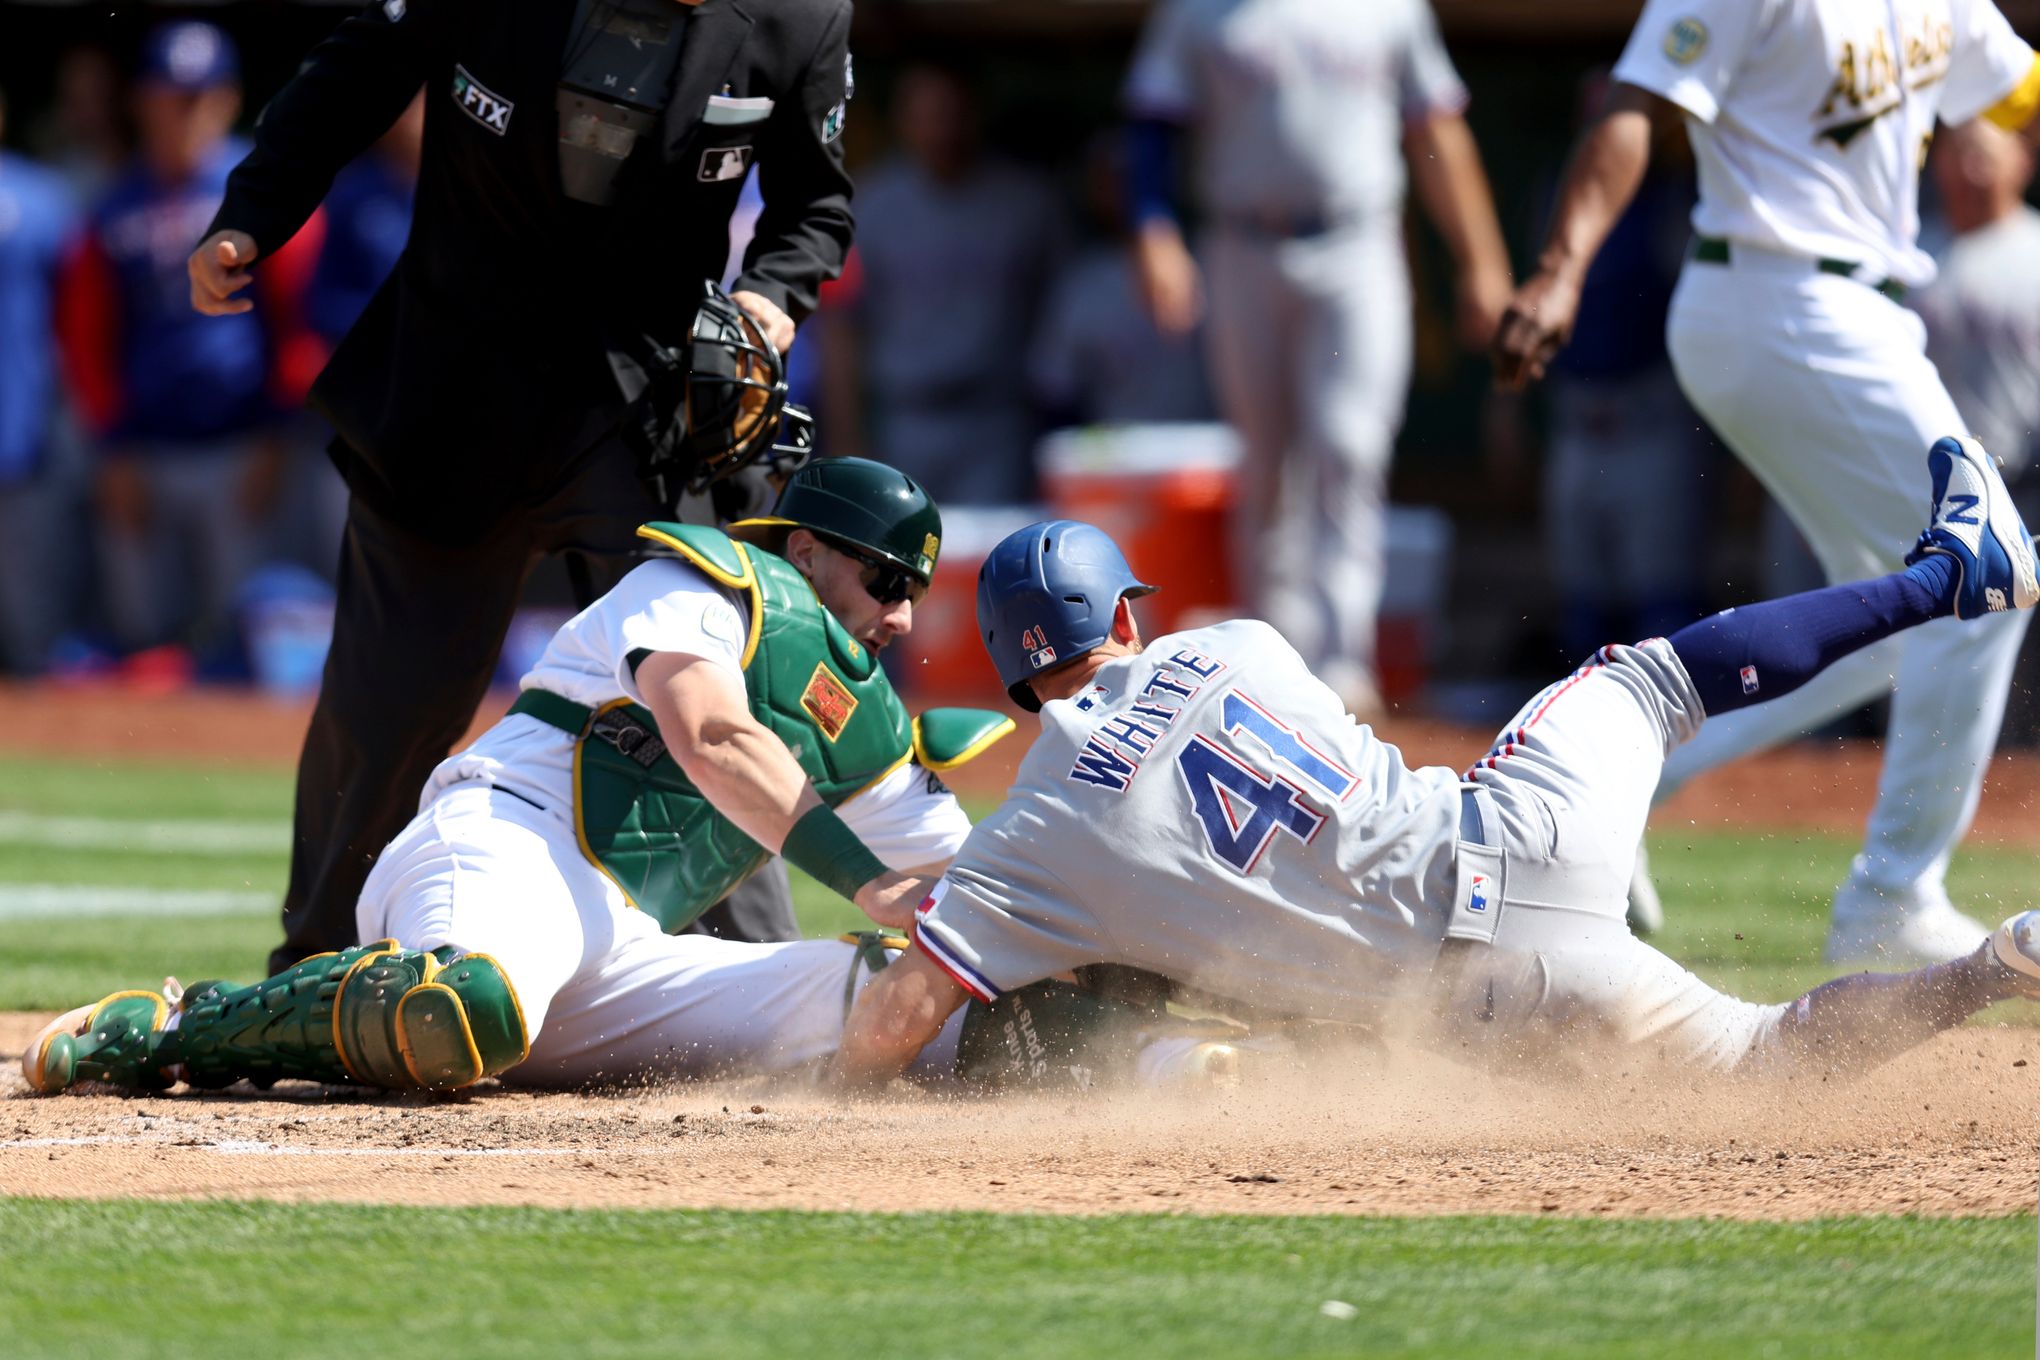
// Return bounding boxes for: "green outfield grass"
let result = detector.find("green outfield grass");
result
[0,1198,2027,1360]
[1,753,2038,1017]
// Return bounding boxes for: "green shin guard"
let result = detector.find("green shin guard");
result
[173,941,530,1091]
[28,991,179,1093]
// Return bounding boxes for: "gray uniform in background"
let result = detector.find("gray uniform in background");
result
[1029,245,1216,426]
[1123,0,1468,706]
[1913,204,2040,478]
[852,157,1070,505]
[915,619,1787,1070]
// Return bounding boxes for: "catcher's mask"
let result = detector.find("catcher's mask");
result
[631,282,815,500]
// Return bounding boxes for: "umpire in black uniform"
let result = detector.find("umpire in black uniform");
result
[185,0,854,973]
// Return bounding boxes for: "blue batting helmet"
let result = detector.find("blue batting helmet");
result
[977,519,1156,711]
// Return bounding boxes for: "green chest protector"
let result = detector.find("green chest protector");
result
[509,522,1012,933]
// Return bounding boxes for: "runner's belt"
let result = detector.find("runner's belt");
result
[1691,236,1906,303]
[1458,786,1490,846]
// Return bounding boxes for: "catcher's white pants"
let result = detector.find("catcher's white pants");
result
[354,783,962,1086]
[1454,640,1784,1072]
[1662,249,2030,915]
[1203,222,1411,700]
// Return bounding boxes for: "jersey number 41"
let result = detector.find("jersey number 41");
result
[1176,690,1357,874]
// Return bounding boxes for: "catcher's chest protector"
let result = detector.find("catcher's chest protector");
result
[573,524,917,930]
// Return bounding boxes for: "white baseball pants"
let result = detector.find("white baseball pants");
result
[1455,640,1785,1071]
[354,783,961,1086]
[1661,248,2029,915]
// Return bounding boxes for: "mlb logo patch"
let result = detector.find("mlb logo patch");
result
[699,146,753,182]
[1467,873,1490,914]
[1740,664,1760,695]
[1021,625,1057,670]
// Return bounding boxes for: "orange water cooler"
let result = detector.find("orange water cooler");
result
[891,423,1452,707]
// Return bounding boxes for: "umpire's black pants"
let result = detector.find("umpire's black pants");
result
[269,434,797,975]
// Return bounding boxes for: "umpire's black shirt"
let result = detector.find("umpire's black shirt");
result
[208,0,853,537]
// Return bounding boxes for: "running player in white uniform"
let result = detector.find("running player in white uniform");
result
[830,444,2040,1087]
[1493,0,2040,965]
[1122,0,1513,716]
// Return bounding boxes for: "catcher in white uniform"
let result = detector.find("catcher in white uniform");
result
[25,458,1248,1097]
[1494,0,2040,965]
[832,441,2040,1088]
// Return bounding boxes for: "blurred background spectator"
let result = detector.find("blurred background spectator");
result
[1029,132,1215,429]
[1122,0,1513,718]
[1915,118,2040,740]
[55,22,319,674]
[0,1,2032,723]
[1532,74,1710,663]
[0,82,85,677]
[1916,120,2040,482]
[823,62,1070,505]
[25,46,127,206]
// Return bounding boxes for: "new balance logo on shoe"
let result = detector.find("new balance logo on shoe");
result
[1946,494,1981,526]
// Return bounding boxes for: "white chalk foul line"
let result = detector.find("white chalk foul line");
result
[0,811,288,856]
[0,884,275,919]
[1,1134,596,1158]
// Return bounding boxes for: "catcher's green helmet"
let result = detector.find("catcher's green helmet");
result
[728,457,943,584]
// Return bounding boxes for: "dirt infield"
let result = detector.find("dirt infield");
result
[3,684,2036,1220]
[4,1015,2034,1219]
[7,681,2040,839]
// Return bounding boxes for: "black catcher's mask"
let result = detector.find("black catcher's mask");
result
[628,282,816,501]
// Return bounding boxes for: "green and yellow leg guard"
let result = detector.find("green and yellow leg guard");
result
[23,990,179,1094]
[23,940,530,1095]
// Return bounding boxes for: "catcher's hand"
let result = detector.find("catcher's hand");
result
[1490,269,1583,390]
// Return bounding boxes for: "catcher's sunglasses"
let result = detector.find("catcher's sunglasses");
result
[823,536,929,608]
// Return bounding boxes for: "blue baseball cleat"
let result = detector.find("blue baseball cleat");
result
[1906,436,2039,620]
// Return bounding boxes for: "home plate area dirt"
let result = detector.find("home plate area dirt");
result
[4,1014,2034,1220]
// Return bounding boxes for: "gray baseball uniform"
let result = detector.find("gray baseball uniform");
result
[1913,204,2040,476]
[915,620,1783,1069]
[1124,0,1468,704]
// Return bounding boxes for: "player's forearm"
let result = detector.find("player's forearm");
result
[670,717,821,852]
[1531,90,1656,285]
[828,951,958,1092]
[1406,114,1510,281]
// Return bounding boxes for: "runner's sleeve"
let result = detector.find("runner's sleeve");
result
[1944,0,2038,127]
[835,761,973,869]
[1611,0,1773,125]
[1397,0,1470,122]
[611,561,751,704]
[911,841,1115,1003]
[1123,0,1201,122]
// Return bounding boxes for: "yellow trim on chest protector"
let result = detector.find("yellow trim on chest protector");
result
[636,523,766,668]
